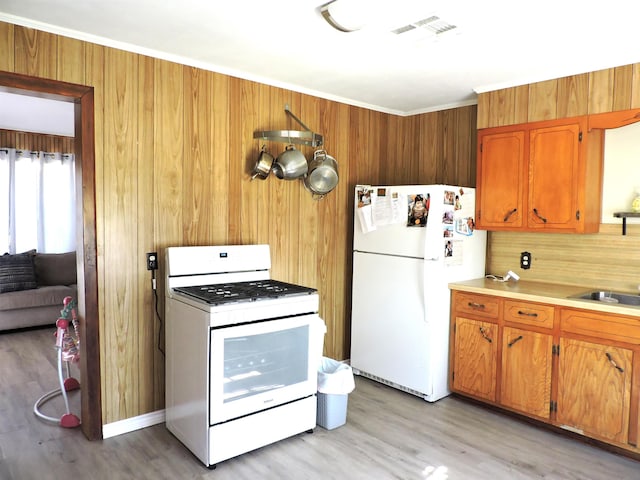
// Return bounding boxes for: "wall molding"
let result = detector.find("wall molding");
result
[102,409,165,439]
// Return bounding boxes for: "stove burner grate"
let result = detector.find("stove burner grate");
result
[174,279,316,306]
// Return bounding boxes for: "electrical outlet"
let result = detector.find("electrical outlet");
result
[520,251,531,270]
[146,252,158,271]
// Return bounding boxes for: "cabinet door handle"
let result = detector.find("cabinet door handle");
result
[468,302,485,310]
[479,327,493,343]
[532,208,547,223]
[517,310,538,317]
[503,208,517,222]
[507,335,524,347]
[605,352,624,373]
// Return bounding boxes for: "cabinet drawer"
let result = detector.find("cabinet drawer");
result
[561,309,640,345]
[504,300,554,329]
[452,292,500,319]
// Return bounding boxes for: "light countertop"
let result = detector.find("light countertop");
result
[449,278,640,318]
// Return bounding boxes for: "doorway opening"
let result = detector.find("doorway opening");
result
[0,70,102,440]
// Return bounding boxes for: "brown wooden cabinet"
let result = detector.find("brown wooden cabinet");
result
[451,293,555,417]
[475,128,525,229]
[476,116,604,233]
[450,287,640,455]
[500,326,553,419]
[452,316,498,402]
[528,122,582,229]
[450,293,500,402]
[556,338,632,444]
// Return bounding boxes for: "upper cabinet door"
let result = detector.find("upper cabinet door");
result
[528,122,582,230]
[476,129,525,230]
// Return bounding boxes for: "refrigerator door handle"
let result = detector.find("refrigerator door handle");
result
[422,212,439,322]
[422,258,429,324]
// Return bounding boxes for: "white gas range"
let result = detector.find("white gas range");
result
[164,244,326,468]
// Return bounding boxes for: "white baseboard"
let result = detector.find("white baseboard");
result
[102,409,166,439]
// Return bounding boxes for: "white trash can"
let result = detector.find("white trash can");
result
[316,357,355,430]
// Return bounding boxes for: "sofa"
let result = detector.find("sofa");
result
[0,251,77,331]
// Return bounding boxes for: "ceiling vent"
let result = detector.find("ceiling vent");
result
[392,15,457,36]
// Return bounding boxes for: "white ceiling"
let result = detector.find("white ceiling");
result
[1,0,639,115]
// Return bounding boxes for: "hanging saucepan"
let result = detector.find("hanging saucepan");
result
[304,149,339,199]
[250,145,274,180]
[273,144,308,180]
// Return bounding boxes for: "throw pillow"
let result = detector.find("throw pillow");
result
[0,253,38,293]
[34,251,77,286]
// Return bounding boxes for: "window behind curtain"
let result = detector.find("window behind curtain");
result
[1,148,76,254]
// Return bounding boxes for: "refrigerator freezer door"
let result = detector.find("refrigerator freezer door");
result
[353,185,435,259]
[350,251,432,397]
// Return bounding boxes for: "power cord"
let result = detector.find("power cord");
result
[485,274,506,282]
[151,269,165,356]
[486,270,520,283]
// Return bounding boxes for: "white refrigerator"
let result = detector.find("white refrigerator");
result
[350,184,486,402]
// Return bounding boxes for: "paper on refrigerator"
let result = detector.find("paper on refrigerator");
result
[356,204,375,233]
[356,186,404,233]
[356,186,375,233]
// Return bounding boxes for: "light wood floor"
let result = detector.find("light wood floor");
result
[2,327,640,480]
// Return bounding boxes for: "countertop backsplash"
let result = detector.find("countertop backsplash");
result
[486,223,640,293]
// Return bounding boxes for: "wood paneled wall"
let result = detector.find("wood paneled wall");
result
[0,21,477,424]
[478,63,640,292]
[477,63,640,128]
[0,129,74,152]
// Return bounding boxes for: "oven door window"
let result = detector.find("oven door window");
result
[209,314,324,424]
[224,325,308,402]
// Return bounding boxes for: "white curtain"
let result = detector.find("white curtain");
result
[0,148,76,254]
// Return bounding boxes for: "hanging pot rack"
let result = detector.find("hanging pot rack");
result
[253,104,324,147]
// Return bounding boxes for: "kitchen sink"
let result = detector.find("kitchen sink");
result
[569,290,640,307]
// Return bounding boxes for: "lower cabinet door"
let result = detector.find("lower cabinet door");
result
[500,326,552,419]
[452,317,498,402]
[557,338,632,444]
